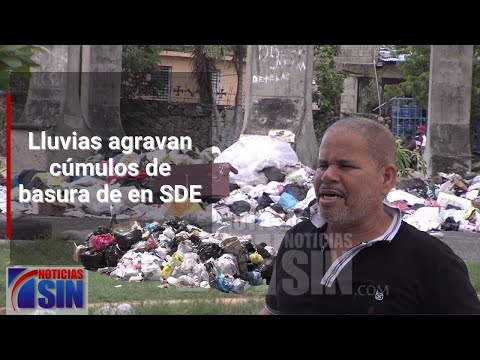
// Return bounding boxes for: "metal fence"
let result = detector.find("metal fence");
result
[390,97,428,136]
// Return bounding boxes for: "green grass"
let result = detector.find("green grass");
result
[87,269,268,305]
[1,241,480,315]
[466,261,480,294]
[89,298,265,315]
[9,237,77,266]
[0,243,9,309]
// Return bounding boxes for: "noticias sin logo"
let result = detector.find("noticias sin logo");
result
[7,267,88,315]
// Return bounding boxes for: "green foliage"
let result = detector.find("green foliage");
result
[121,45,165,99]
[395,138,426,177]
[383,83,404,102]
[312,45,346,138]
[396,45,431,107]
[357,79,378,113]
[396,45,480,146]
[0,45,46,92]
[312,45,346,112]
[202,45,231,61]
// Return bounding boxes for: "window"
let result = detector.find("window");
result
[211,69,221,104]
[150,65,172,102]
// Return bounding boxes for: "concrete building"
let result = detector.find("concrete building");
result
[336,45,404,114]
[156,46,247,106]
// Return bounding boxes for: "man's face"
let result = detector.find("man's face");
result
[314,130,385,225]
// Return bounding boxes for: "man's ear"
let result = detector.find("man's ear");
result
[380,164,397,196]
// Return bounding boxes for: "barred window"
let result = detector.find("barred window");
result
[211,69,221,104]
[151,66,172,102]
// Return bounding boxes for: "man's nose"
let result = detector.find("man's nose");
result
[320,165,340,182]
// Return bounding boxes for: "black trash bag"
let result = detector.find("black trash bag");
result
[246,263,256,272]
[256,243,272,259]
[256,193,274,212]
[258,257,275,284]
[94,226,112,235]
[293,208,309,219]
[166,237,180,256]
[270,203,286,214]
[197,243,223,262]
[263,166,285,182]
[284,183,309,201]
[150,224,165,233]
[113,229,143,251]
[79,249,106,271]
[17,169,42,186]
[163,220,189,233]
[189,233,201,245]
[104,244,126,267]
[441,216,460,231]
[26,177,49,191]
[229,201,251,215]
[229,183,240,192]
[242,241,256,254]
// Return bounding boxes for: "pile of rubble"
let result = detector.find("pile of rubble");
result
[75,219,276,293]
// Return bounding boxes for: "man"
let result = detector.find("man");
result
[261,117,480,314]
[401,131,417,152]
[415,125,427,155]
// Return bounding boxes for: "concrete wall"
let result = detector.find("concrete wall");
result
[337,45,378,65]
[11,129,50,175]
[340,76,358,113]
[337,45,379,114]
[121,100,220,150]
[159,51,247,106]
[425,45,474,175]
[242,45,318,167]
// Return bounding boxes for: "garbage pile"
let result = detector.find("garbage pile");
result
[74,219,276,293]
[10,146,224,220]
[388,172,480,233]
[10,135,316,228]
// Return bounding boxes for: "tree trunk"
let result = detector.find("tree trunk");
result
[231,45,245,144]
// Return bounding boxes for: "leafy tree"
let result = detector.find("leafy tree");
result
[395,45,480,150]
[0,45,45,93]
[396,45,430,107]
[312,45,346,137]
[191,45,246,149]
[312,45,345,113]
[121,45,165,99]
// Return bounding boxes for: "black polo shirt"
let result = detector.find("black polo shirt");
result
[265,206,480,314]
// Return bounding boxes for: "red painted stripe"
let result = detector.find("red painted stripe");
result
[6,92,11,239]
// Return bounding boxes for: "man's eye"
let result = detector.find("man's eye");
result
[317,164,327,170]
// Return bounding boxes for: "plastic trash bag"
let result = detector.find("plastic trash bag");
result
[279,192,299,211]
[263,167,285,182]
[229,201,251,215]
[114,229,143,251]
[79,249,106,271]
[91,233,116,252]
[247,271,263,286]
[197,243,223,262]
[232,278,247,294]
[104,243,126,267]
[258,257,275,284]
